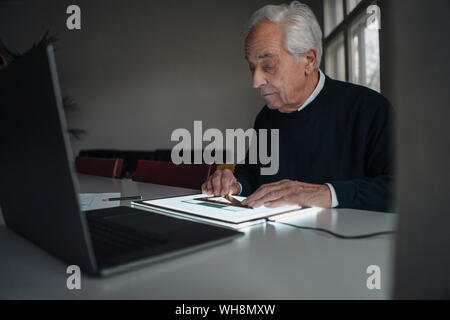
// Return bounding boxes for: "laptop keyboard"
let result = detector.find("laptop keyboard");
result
[86,217,169,258]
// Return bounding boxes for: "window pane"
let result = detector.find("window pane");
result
[324,0,344,36]
[346,0,362,14]
[325,33,346,81]
[350,14,380,92]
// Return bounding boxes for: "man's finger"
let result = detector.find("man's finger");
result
[221,176,234,196]
[262,180,285,188]
[211,174,223,196]
[242,180,293,205]
[264,197,289,208]
[205,179,214,195]
[202,181,208,195]
[242,185,268,205]
[223,170,240,195]
[249,187,286,208]
[243,184,284,206]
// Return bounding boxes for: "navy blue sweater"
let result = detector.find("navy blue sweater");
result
[234,75,395,212]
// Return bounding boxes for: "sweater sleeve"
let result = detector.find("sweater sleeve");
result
[330,99,395,212]
[234,160,259,196]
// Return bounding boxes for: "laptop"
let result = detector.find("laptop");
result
[0,43,243,277]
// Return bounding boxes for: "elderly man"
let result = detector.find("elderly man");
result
[202,1,394,212]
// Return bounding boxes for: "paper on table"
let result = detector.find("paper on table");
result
[78,193,121,211]
[138,194,304,224]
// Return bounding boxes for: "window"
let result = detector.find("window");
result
[324,0,344,36]
[325,33,346,81]
[346,0,362,13]
[324,0,381,92]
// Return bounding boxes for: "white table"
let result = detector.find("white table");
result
[0,174,397,299]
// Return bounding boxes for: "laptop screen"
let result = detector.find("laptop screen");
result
[0,44,97,273]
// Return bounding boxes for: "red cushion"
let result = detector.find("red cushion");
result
[75,157,123,178]
[133,160,214,190]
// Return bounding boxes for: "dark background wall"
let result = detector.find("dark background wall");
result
[0,0,322,157]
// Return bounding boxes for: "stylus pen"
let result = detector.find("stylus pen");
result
[102,196,142,202]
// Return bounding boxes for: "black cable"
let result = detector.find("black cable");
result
[266,219,396,239]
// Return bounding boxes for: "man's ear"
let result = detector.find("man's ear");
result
[304,48,318,74]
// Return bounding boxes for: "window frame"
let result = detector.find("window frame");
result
[324,0,380,87]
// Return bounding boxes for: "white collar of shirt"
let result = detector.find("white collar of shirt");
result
[297,69,325,112]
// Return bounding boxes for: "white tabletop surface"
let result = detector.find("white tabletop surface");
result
[0,174,398,299]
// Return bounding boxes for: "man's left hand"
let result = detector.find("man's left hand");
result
[241,179,332,209]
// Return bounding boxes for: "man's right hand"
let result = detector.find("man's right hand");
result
[201,169,241,197]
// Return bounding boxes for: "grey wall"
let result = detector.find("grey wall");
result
[379,0,450,299]
[0,0,321,157]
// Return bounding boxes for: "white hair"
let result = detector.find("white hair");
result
[245,1,323,69]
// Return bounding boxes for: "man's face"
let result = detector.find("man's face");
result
[245,20,312,113]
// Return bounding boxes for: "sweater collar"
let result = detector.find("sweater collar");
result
[297,69,325,112]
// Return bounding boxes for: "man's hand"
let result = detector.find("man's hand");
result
[201,169,241,197]
[241,179,332,209]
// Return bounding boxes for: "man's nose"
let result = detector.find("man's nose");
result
[252,66,267,89]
